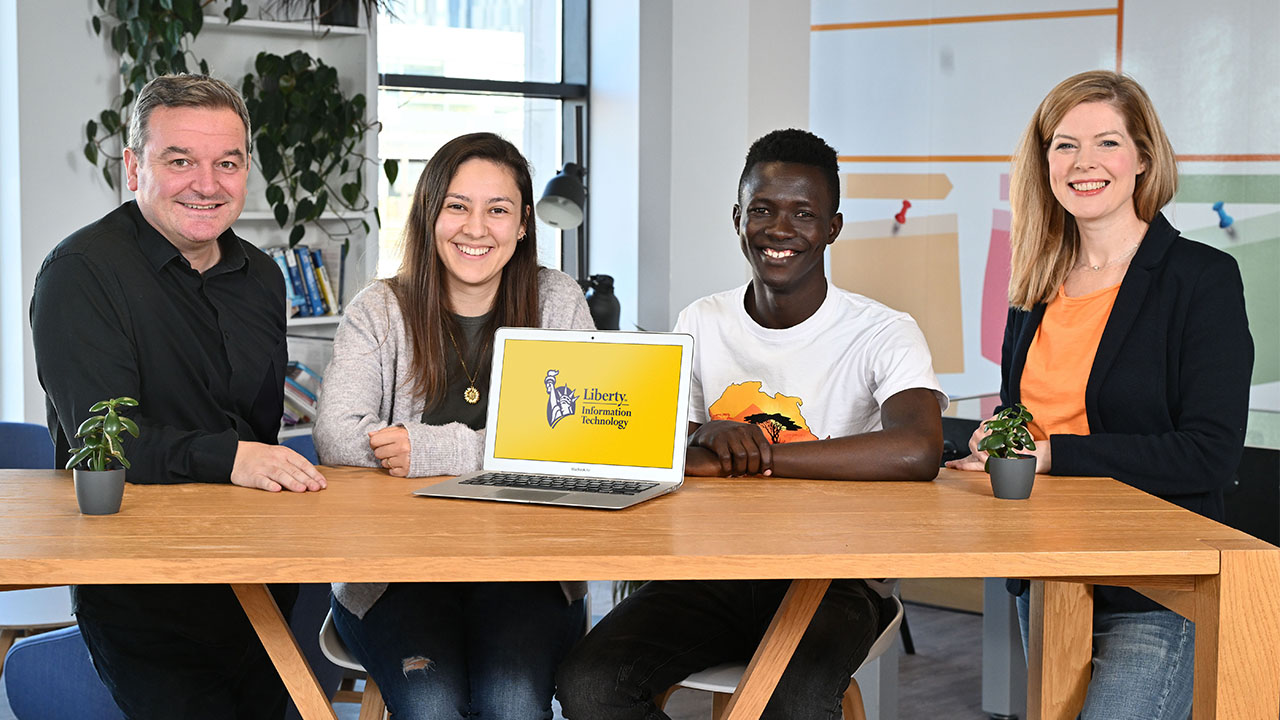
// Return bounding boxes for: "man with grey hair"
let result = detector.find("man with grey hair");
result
[31,73,326,719]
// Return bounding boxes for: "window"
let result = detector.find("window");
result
[375,0,587,277]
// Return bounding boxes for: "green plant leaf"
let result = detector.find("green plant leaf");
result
[89,400,111,412]
[266,184,284,207]
[92,15,102,35]
[300,170,323,193]
[66,446,95,470]
[295,197,315,221]
[76,416,105,436]
[274,202,290,227]
[86,119,98,141]
[103,166,116,189]
[384,159,398,185]
[289,224,305,246]
[120,417,140,437]
[84,142,99,165]
[341,182,358,206]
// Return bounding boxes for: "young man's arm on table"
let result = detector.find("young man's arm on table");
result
[684,387,942,481]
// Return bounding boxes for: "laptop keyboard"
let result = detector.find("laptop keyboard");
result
[461,473,659,496]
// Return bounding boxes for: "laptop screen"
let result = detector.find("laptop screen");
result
[491,339,686,469]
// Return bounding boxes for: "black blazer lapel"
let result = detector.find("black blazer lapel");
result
[1084,213,1177,432]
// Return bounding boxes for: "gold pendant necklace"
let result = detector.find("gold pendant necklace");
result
[446,324,485,404]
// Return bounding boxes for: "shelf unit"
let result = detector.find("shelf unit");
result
[191,3,380,438]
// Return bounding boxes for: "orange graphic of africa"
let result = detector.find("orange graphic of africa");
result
[708,381,817,444]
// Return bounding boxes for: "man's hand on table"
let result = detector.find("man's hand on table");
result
[688,420,774,477]
[232,442,327,492]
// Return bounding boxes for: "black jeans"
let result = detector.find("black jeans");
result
[556,579,881,720]
[75,583,297,720]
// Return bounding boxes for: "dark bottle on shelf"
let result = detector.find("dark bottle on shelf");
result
[582,274,620,330]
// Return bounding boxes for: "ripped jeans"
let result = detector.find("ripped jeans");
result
[331,582,585,720]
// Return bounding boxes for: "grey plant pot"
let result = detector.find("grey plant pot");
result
[73,468,126,515]
[988,456,1036,500]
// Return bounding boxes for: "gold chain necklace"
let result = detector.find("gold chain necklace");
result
[445,325,487,405]
[1075,241,1140,272]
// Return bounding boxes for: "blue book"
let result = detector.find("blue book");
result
[294,247,326,316]
[282,247,311,317]
[270,249,305,317]
[284,375,317,403]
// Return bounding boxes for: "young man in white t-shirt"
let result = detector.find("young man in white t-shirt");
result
[557,129,947,720]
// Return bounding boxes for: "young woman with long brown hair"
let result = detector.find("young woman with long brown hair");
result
[315,132,593,719]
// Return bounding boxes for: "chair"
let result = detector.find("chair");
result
[0,422,76,676]
[656,594,905,720]
[282,433,320,465]
[0,422,56,469]
[318,610,387,720]
[3,625,126,720]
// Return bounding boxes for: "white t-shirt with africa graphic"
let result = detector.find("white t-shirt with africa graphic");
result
[673,282,947,440]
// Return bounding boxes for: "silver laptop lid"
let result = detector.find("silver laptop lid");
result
[482,328,694,483]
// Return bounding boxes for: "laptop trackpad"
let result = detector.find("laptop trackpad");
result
[494,489,570,502]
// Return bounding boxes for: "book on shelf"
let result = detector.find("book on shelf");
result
[294,247,328,316]
[269,248,308,318]
[311,248,341,315]
[282,361,323,426]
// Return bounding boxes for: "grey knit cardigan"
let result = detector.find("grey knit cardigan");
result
[315,267,594,618]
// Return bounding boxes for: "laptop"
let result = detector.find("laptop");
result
[414,327,694,510]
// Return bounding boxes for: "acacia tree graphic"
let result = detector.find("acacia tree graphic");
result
[743,412,800,443]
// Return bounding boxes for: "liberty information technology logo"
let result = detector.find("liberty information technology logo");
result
[544,369,631,430]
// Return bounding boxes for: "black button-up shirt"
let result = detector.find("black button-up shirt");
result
[31,201,288,484]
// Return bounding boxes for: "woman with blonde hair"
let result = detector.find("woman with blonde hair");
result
[949,70,1252,718]
[314,132,593,719]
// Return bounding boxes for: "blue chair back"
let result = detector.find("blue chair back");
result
[0,422,56,469]
[3,625,125,720]
[281,433,319,465]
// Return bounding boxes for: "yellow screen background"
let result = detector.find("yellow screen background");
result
[492,340,684,468]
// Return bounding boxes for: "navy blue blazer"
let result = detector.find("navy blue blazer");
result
[1000,212,1253,611]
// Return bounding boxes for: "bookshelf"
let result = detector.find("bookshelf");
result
[190,3,380,437]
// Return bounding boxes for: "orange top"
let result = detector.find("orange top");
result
[1021,283,1120,440]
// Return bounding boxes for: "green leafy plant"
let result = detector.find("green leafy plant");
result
[83,0,249,189]
[241,50,398,247]
[977,403,1036,470]
[66,397,141,472]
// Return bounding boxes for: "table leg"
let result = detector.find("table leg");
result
[722,578,831,720]
[231,583,338,720]
[1026,580,1091,720]
[1192,539,1280,719]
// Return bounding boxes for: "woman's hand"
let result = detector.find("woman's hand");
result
[944,418,994,471]
[368,425,411,477]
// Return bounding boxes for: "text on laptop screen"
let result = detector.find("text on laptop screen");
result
[492,340,685,468]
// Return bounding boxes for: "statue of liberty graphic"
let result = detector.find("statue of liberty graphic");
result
[545,370,578,428]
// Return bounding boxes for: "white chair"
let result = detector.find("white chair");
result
[656,594,905,720]
[0,587,76,676]
[317,611,386,720]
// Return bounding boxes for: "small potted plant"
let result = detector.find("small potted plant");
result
[66,397,140,515]
[977,403,1037,499]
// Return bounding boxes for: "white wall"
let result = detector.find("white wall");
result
[590,0,811,334]
[0,0,118,422]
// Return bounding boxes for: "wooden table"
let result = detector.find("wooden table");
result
[0,467,1276,719]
